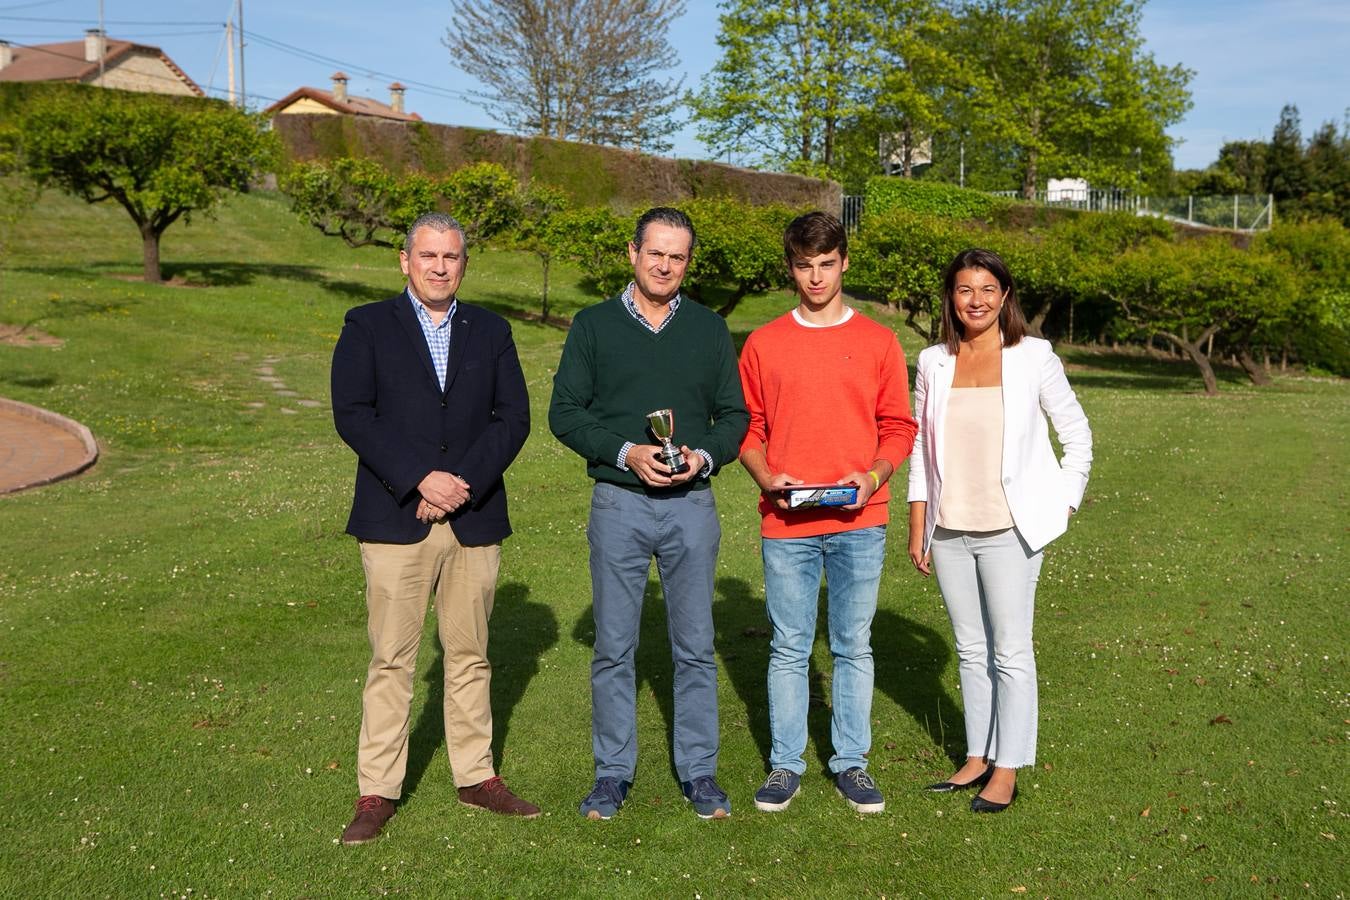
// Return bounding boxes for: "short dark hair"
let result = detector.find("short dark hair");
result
[784,211,847,262]
[633,207,696,251]
[939,247,1027,355]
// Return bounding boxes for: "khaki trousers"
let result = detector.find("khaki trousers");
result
[356,521,501,797]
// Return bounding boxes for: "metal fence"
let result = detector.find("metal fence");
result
[1142,194,1274,231]
[842,194,865,232]
[989,188,1141,212]
[842,191,1275,232]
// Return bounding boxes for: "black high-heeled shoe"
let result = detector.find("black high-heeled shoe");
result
[970,784,1018,813]
[923,765,994,793]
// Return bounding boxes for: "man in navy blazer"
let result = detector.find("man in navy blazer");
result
[331,212,537,844]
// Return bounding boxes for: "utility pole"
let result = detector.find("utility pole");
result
[237,0,246,110]
[97,0,105,85]
[226,19,236,106]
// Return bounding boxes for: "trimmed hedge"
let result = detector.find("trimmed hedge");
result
[270,115,841,213]
[863,176,1010,221]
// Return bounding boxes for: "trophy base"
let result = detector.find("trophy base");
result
[658,448,689,475]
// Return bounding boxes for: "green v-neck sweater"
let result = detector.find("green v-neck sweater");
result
[548,297,749,490]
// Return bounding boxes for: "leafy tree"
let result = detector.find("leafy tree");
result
[956,0,1192,198]
[1302,120,1350,224]
[689,0,873,172]
[849,208,969,340]
[550,206,632,297]
[510,183,570,323]
[1265,104,1309,205]
[439,162,523,247]
[283,157,437,250]
[865,0,965,179]
[445,0,685,152]
[282,159,523,251]
[21,89,277,282]
[679,197,797,317]
[1095,237,1292,394]
[1255,220,1350,376]
[0,124,40,298]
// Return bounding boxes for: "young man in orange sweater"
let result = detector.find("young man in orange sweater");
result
[738,211,917,814]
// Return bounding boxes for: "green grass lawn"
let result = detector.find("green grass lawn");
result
[0,190,1344,897]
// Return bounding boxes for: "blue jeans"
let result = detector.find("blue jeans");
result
[762,525,886,775]
[587,482,722,783]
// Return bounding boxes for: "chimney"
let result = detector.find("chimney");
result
[0,41,12,72]
[331,71,349,103]
[84,28,106,63]
[389,82,406,114]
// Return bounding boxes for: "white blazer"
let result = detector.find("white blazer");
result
[907,336,1092,554]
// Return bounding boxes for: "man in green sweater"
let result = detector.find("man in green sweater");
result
[549,207,748,820]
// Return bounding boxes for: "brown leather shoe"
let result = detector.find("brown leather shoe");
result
[458,776,541,818]
[341,795,396,844]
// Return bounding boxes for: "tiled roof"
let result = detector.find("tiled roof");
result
[263,86,422,122]
[0,38,204,95]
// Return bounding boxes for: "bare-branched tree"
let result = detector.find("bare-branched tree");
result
[445,0,685,153]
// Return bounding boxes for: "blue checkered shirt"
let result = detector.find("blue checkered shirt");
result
[409,290,455,391]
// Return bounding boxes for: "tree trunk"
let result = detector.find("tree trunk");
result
[1022,147,1038,201]
[1026,301,1050,338]
[142,226,162,283]
[715,285,749,318]
[1237,348,1272,385]
[1160,329,1219,395]
[539,255,551,324]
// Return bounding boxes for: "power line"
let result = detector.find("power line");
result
[0,14,221,24]
[245,28,475,105]
[1,29,220,37]
[0,0,70,9]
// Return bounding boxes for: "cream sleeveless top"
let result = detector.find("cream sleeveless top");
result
[937,387,1014,531]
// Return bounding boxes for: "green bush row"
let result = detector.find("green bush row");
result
[849,209,1349,382]
[862,176,1010,221]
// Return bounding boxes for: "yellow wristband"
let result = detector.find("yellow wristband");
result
[867,470,880,490]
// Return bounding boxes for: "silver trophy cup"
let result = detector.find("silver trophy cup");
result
[646,408,690,475]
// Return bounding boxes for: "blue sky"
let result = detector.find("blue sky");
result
[2,0,1345,172]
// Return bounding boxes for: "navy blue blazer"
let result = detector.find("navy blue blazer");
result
[331,292,530,545]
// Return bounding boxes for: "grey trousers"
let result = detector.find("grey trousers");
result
[930,525,1044,769]
[586,481,721,783]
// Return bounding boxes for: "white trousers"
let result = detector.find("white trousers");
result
[930,526,1044,769]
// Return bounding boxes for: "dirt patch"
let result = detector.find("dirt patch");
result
[0,324,63,347]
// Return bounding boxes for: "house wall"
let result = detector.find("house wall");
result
[277,96,339,115]
[88,50,196,97]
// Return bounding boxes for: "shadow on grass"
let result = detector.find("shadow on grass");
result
[1060,346,1249,392]
[162,261,385,304]
[465,293,573,331]
[401,581,557,798]
[713,577,771,766]
[872,608,965,766]
[0,372,57,389]
[13,261,386,305]
[714,574,838,779]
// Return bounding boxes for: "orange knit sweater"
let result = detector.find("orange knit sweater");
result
[738,310,917,538]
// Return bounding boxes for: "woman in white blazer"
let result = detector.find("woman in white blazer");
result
[907,248,1092,813]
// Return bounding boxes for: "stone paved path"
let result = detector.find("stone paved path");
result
[0,398,98,495]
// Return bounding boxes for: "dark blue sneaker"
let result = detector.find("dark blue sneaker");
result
[754,768,802,812]
[835,767,884,813]
[579,776,630,820]
[681,775,731,819]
